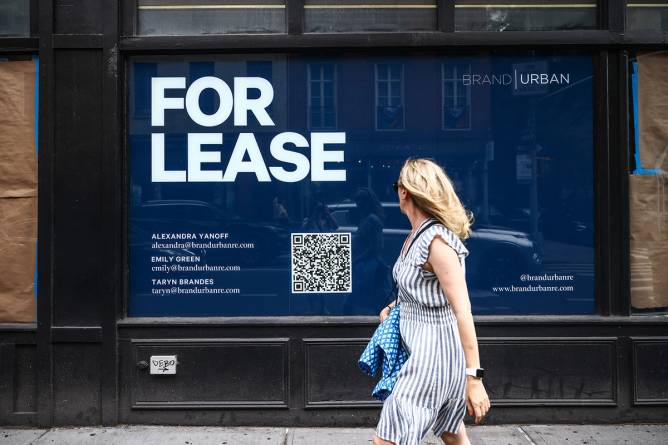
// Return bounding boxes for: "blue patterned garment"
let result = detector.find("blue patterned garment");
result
[358,304,409,401]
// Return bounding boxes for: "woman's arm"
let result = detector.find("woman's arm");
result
[425,236,490,424]
[379,297,398,322]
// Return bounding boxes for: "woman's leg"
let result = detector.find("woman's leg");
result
[440,421,471,445]
[373,435,395,445]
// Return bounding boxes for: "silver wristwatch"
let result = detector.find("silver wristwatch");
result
[465,367,485,378]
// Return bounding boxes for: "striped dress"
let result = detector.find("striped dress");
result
[376,218,469,444]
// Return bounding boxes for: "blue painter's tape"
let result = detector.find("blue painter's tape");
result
[33,56,39,299]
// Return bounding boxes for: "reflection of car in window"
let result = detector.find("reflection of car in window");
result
[328,201,542,289]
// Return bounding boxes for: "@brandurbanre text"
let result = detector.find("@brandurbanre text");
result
[520,273,574,282]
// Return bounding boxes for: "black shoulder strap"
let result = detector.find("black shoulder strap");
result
[405,219,439,257]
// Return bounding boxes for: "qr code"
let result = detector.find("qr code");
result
[291,232,352,293]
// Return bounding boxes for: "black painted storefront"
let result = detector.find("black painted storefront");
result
[1,0,668,427]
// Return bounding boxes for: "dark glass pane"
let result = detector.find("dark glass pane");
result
[377,105,404,130]
[128,53,595,316]
[305,0,436,33]
[390,81,401,98]
[310,108,321,126]
[323,82,334,97]
[456,1,597,31]
[627,3,668,31]
[0,0,30,37]
[324,110,336,128]
[189,62,216,116]
[444,104,470,130]
[311,84,321,99]
[133,63,158,118]
[137,0,286,35]
[310,67,322,82]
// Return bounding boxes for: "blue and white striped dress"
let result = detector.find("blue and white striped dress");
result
[376,217,469,444]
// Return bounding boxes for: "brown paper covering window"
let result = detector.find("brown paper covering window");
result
[630,52,668,311]
[0,60,37,323]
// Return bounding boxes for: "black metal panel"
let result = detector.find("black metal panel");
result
[303,339,379,408]
[632,337,668,405]
[437,0,454,32]
[480,337,617,405]
[610,49,632,316]
[29,0,38,36]
[114,324,668,425]
[54,0,103,34]
[603,0,627,32]
[52,34,104,49]
[53,344,102,425]
[53,49,104,326]
[594,50,611,315]
[100,0,121,426]
[120,30,616,52]
[51,327,103,343]
[287,0,304,35]
[12,344,38,413]
[0,37,38,51]
[36,0,54,427]
[130,339,290,409]
[120,0,137,37]
[0,340,38,425]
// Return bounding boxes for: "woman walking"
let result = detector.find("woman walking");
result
[374,158,490,445]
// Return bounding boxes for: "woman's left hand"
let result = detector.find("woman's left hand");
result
[466,377,490,424]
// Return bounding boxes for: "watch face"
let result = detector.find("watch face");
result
[476,369,485,378]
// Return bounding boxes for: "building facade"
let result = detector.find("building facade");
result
[1,0,667,427]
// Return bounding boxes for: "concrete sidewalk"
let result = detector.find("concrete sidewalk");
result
[2,424,667,445]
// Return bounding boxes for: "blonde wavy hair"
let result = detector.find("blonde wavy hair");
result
[398,158,473,240]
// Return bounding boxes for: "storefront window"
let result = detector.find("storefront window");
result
[128,52,594,317]
[0,0,30,37]
[455,1,598,31]
[136,0,286,35]
[375,63,405,131]
[308,63,337,130]
[627,2,668,31]
[304,0,437,33]
[629,51,668,313]
[442,63,471,131]
[0,56,38,323]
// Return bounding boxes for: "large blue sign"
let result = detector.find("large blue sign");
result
[128,53,594,316]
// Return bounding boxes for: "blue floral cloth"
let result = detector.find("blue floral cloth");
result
[358,305,409,401]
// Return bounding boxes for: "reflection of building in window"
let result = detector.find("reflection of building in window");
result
[247,60,274,118]
[627,2,668,31]
[136,0,287,35]
[308,63,337,130]
[454,0,597,32]
[442,63,471,131]
[375,64,404,131]
[0,0,30,37]
[189,61,215,115]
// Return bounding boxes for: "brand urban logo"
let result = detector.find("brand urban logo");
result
[462,71,570,89]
